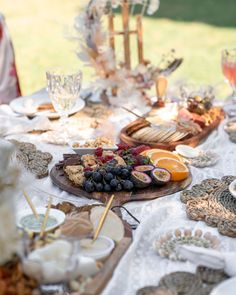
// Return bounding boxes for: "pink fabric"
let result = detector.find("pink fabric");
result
[0,13,21,104]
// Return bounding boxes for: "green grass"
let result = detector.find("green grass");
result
[1,0,236,96]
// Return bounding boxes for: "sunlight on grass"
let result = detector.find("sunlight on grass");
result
[1,0,236,96]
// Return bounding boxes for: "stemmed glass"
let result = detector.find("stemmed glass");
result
[21,233,80,294]
[222,48,236,103]
[46,67,82,136]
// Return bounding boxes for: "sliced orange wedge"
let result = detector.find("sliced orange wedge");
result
[149,150,183,164]
[155,157,189,181]
[140,149,164,157]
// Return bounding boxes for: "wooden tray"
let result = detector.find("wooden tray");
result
[50,165,192,207]
[119,111,224,151]
[53,203,132,295]
[81,236,131,295]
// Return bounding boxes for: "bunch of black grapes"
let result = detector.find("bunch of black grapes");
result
[83,161,134,193]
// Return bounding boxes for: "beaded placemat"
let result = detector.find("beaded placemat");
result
[136,266,229,295]
[153,228,220,261]
[180,176,236,237]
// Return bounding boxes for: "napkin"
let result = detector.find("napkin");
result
[0,104,52,136]
[177,245,236,276]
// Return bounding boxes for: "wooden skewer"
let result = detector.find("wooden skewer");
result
[93,195,115,242]
[122,106,143,119]
[23,190,39,221]
[40,196,52,238]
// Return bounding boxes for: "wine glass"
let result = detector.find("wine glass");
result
[222,48,236,103]
[46,67,82,125]
[21,233,80,293]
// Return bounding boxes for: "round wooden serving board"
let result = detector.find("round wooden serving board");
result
[50,166,192,206]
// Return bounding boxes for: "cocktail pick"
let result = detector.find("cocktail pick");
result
[40,196,52,238]
[23,190,39,221]
[122,106,143,119]
[93,194,115,242]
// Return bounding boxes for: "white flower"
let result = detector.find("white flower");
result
[110,0,122,9]
[147,0,160,15]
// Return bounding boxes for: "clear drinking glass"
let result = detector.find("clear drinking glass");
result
[21,233,80,294]
[46,67,82,124]
[222,48,236,103]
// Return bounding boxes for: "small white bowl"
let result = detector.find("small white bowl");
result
[69,140,117,155]
[16,207,65,233]
[229,179,236,198]
[210,277,236,295]
[80,236,115,260]
[175,144,200,158]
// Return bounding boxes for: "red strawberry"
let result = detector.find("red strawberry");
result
[117,143,131,151]
[105,155,114,162]
[95,147,103,157]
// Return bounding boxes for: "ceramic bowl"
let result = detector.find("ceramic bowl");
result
[175,144,200,158]
[16,207,65,233]
[229,179,236,198]
[80,236,115,260]
[69,140,117,155]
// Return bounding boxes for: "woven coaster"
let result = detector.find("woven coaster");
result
[181,177,236,237]
[13,140,53,178]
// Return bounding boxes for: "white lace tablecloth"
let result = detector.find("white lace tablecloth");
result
[3,97,236,295]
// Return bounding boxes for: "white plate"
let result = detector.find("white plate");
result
[175,144,200,158]
[229,179,236,198]
[16,207,65,233]
[210,277,236,295]
[10,89,85,119]
[69,140,117,155]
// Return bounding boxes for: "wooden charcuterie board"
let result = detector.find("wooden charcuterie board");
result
[50,165,192,207]
[119,111,224,151]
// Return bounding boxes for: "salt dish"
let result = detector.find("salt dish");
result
[229,179,236,198]
[80,236,115,260]
[210,277,236,295]
[175,144,200,158]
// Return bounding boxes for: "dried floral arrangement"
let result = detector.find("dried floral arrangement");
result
[75,0,181,109]
[0,140,21,265]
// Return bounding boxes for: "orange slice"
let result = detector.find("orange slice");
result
[149,150,182,164]
[155,157,189,181]
[140,149,163,157]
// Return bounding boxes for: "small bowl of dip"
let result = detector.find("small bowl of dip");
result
[16,207,65,233]
[80,236,115,260]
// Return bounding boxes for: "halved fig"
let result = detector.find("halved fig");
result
[131,171,152,188]
[134,165,154,174]
[151,168,171,185]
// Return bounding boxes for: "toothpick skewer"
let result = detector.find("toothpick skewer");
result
[23,190,39,221]
[93,194,115,242]
[122,106,143,119]
[40,196,52,238]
